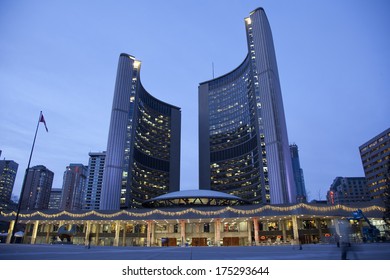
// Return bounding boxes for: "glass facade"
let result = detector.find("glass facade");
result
[0,159,18,209]
[290,144,307,202]
[101,54,181,210]
[205,56,267,203]
[124,83,178,208]
[199,8,296,204]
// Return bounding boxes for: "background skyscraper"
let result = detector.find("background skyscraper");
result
[199,8,296,204]
[290,144,307,202]
[20,165,54,210]
[0,158,19,210]
[48,188,62,209]
[359,127,390,202]
[100,54,181,209]
[326,177,370,205]
[60,164,87,210]
[84,152,105,210]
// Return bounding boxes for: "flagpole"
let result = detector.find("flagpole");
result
[11,111,42,243]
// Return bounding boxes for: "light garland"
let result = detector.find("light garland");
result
[0,204,385,220]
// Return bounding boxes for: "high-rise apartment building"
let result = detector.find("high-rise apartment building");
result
[100,54,181,209]
[84,152,105,210]
[60,164,88,211]
[0,159,19,209]
[20,165,54,210]
[290,144,307,202]
[359,128,390,201]
[199,8,296,204]
[48,188,62,209]
[326,177,370,205]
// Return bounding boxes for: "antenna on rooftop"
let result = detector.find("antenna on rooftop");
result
[212,62,215,79]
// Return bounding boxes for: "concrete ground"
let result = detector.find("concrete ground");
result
[1,243,390,260]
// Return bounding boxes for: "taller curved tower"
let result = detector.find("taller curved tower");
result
[199,8,296,204]
[100,54,181,209]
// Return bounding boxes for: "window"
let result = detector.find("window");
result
[224,222,238,232]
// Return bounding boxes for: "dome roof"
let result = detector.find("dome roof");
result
[143,189,248,208]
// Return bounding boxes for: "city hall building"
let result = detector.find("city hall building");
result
[2,8,387,248]
[1,191,386,247]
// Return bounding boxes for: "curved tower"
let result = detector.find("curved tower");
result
[199,8,296,204]
[100,54,181,209]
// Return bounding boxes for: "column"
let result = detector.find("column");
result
[84,221,91,247]
[151,222,155,246]
[114,221,121,247]
[316,218,322,242]
[281,220,287,243]
[146,221,152,247]
[291,216,299,244]
[31,221,39,244]
[195,223,200,234]
[95,224,100,246]
[247,220,252,246]
[45,224,51,244]
[122,223,127,246]
[214,219,221,247]
[180,220,186,246]
[6,220,15,244]
[253,218,260,245]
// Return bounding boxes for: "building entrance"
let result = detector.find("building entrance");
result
[192,237,207,246]
[161,238,177,247]
[223,237,239,246]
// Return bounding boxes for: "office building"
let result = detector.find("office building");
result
[100,54,181,209]
[359,128,390,201]
[290,144,307,202]
[0,159,19,209]
[48,188,62,209]
[20,165,54,210]
[199,8,296,204]
[84,152,106,210]
[60,164,88,211]
[326,177,370,205]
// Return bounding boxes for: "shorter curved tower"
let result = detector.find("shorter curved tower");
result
[100,54,181,209]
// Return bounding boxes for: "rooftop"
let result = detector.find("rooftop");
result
[143,189,249,208]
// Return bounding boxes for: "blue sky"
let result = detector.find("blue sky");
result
[1,0,389,202]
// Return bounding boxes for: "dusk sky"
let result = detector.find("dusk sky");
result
[1,0,389,202]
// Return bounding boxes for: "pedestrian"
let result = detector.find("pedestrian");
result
[340,241,349,260]
[338,219,357,260]
[335,233,340,247]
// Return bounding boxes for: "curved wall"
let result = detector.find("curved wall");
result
[101,54,180,210]
[199,8,296,204]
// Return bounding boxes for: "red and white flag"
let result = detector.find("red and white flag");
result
[39,113,48,132]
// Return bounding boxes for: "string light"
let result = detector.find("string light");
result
[0,204,385,220]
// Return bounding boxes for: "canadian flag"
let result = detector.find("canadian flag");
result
[39,112,48,132]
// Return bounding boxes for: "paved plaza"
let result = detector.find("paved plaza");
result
[1,243,390,260]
